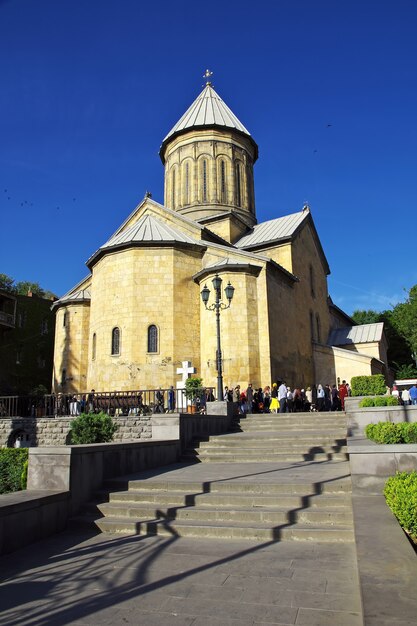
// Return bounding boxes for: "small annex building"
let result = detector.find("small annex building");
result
[52,77,389,394]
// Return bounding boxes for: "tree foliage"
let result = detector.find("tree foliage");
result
[352,285,417,375]
[0,273,55,299]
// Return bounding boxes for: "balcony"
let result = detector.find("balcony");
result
[0,291,16,329]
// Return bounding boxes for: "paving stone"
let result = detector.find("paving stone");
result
[295,607,363,625]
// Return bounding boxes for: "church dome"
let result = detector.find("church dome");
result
[160,73,258,236]
[160,82,258,163]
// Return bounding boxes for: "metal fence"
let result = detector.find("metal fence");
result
[0,387,216,419]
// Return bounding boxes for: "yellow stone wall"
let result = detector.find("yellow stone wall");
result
[52,303,90,393]
[259,243,293,273]
[163,128,256,227]
[314,343,377,386]
[86,246,202,391]
[199,270,263,390]
[264,222,332,388]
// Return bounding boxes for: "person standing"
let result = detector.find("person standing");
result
[316,384,325,411]
[246,383,254,413]
[409,384,417,405]
[338,380,348,410]
[270,383,279,413]
[168,386,176,412]
[401,387,410,405]
[278,381,287,413]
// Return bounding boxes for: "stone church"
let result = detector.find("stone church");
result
[52,76,388,395]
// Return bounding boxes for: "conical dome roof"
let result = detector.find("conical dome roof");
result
[160,83,257,162]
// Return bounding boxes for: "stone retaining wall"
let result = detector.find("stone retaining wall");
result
[0,415,153,447]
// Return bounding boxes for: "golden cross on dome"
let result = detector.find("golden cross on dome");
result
[203,69,213,85]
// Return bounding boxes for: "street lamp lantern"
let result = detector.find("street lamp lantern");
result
[201,284,210,305]
[200,273,235,401]
[212,274,222,292]
[224,281,235,303]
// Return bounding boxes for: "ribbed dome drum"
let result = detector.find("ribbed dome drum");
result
[160,83,258,234]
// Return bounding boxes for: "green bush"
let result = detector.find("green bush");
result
[21,460,28,490]
[351,374,386,397]
[365,421,417,444]
[359,396,399,408]
[69,412,118,444]
[0,449,29,494]
[384,471,417,540]
[359,397,376,407]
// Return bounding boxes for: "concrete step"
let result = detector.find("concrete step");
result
[93,502,353,526]
[92,516,355,542]
[193,443,347,453]
[181,452,349,462]
[107,478,352,495]
[240,424,347,432]
[106,490,352,509]
[201,436,347,447]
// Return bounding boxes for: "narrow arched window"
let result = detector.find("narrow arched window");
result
[185,162,189,204]
[172,169,176,207]
[61,369,66,385]
[236,163,241,206]
[92,333,96,360]
[111,327,120,355]
[63,311,67,327]
[148,325,158,353]
[310,264,316,298]
[202,160,207,202]
[316,314,321,343]
[310,311,315,343]
[220,160,226,202]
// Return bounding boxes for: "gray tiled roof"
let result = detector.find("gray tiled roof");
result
[235,209,308,249]
[328,322,384,346]
[52,285,91,309]
[101,214,199,248]
[162,84,252,143]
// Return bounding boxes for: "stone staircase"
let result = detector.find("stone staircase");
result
[182,413,348,463]
[72,411,354,542]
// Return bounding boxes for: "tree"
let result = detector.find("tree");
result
[0,273,16,293]
[351,309,381,325]
[390,285,417,367]
[15,281,45,297]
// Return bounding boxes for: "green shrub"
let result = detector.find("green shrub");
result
[351,374,386,397]
[359,397,376,407]
[384,471,417,539]
[21,460,28,490]
[0,449,29,494]
[359,396,399,408]
[365,422,401,443]
[70,412,118,444]
[365,421,417,444]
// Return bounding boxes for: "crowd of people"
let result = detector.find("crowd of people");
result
[223,380,352,414]
[390,383,417,405]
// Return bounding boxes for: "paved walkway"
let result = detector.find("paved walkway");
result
[0,460,364,626]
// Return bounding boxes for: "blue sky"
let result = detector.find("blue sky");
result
[1,0,416,314]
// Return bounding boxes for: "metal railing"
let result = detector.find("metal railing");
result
[0,387,216,419]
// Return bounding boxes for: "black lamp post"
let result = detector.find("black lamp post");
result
[201,274,235,401]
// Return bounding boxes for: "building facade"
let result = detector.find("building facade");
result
[52,79,388,394]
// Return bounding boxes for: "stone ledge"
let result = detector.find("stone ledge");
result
[348,437,417,476]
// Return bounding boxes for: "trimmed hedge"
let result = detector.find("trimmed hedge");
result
[359,396,399,407]
[351,374,386,397]
[0,449,29,494]
[69,412,118,444]
[365,421,417,444]
[384,471,417,540]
